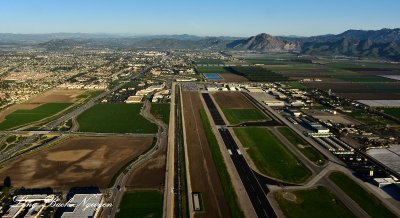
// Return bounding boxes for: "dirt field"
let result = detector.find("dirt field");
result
[212,92,254,109]
[219,73,248,82]
[0,136,153,189]
[28,89,84,103]
[127,141,166,189]
[0,104,40,122]
[182,91,230,218]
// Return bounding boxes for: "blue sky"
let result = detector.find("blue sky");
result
[0,0,399,36]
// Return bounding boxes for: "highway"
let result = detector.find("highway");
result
[201,92,277,218]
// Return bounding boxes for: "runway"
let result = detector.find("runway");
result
[201,92,277,218]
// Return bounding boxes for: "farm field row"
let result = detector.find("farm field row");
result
[77,103,157,133]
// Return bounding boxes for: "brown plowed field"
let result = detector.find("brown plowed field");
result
[182,91,230,218]
[0,136,153,189]
[127,142,166,189]
[212,91,254,109]
[28,89,84,103]
[220,73,248,82]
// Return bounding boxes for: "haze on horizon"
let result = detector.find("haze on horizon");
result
[1,0,399,37]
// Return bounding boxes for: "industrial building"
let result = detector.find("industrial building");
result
[61,194,105,218]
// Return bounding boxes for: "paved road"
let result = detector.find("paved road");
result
[201,92,277,218]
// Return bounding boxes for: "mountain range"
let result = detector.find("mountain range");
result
[1,28,399,60]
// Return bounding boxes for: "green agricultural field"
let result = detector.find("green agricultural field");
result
[116,190,163,218]
[200,110,244,218]
[275,186,355,218]
[234,127,311,183]
[0,103,72,130]
[225,66,289,82]
[77,103,157,133]
[330,172,397,218]
[381,107,400,119]
[278,127,326,166]
[151,103,170,124]
[223,108,268,125]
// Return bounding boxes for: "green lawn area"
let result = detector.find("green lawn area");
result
[222,108,268,125]
[151,103,170,124]
[234,127,311,183]
[116,190,163,218]
[278,127,326,166]
[199,110,244,217]
[77,103,157,133]
[0,103,72,130]
[275,186,355,218]
[381,108,400,119]
[329,172,397,218]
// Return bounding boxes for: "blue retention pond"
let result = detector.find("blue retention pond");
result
[203,73,223,80]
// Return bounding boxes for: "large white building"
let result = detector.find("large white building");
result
[61,194,105,218]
